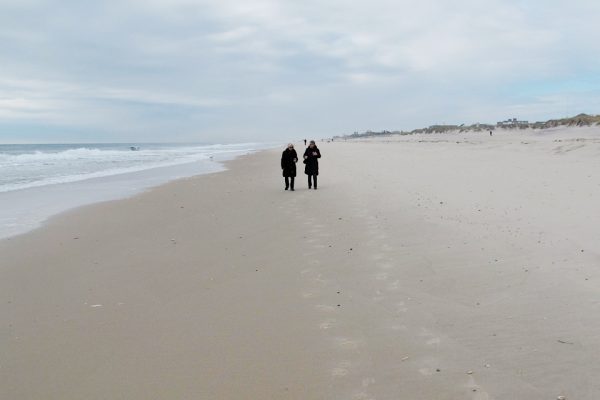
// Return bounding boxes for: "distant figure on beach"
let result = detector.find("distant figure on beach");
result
[304,139,307,145]
[490,131,493,136]
[303,140,321,190]
[281,143,298,191]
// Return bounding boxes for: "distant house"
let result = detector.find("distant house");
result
[497,118,529,127]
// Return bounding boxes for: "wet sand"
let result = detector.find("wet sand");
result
[2,128,600,399]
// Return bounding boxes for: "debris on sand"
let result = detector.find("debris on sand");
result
[557,339,574,345]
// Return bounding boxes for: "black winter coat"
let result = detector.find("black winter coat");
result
[303,147,321,175]
[281,148,298,177]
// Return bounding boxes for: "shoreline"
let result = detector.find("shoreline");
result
[2,132,600,399]
[0,145,269,240]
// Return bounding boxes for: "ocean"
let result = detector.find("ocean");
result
[0,142,269,239]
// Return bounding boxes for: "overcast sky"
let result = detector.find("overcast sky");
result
[1,0,600,143]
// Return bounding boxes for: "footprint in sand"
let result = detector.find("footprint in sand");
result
[361,377,376,388]
[371,253,386,261]
[426,337,441,346]
[378,262,394,270]
[419,328,442,346]
[380,243,393,252]
[352,379,376,399]
[466,375,491,399]
[331,360,352,377]
[419,328,435,337]
[316,304,336,313]
[331,367,349,377]
[352,392,375,400]
[334,337,361,350]
[387,280,400,291]
[390,324,407,331]
[319,320,336,330]
[375,272,389,281]
[396,302,408,313]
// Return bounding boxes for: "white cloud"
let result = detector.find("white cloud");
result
[0,76,227,133]
[1,0,600,141]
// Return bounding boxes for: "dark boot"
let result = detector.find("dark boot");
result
[285,177,289,190]
[290,177,295,191]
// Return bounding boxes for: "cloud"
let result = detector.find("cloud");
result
[0,77,225,121]
[1,0,600,142]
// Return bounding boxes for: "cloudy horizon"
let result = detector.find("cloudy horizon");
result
[1,0,600,144]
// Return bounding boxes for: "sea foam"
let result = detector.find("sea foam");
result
[0,143,259,193]
[0,142,269,239]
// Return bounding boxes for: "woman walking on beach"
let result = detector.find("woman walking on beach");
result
[281,143,298,191]
[303,140,321,189]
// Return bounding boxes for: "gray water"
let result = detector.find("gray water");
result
[0,142,271,239]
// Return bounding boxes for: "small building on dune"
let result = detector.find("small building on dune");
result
[497,118,529,128]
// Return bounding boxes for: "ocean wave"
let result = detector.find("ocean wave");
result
[0,143,262,193]
[0,147,148,164]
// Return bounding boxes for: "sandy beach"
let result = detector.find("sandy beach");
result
[2,127,600,399]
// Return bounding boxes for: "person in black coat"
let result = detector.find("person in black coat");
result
[303,140,321,189]
[281,143,298,191]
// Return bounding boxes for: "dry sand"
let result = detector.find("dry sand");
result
[2,127,600,399]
